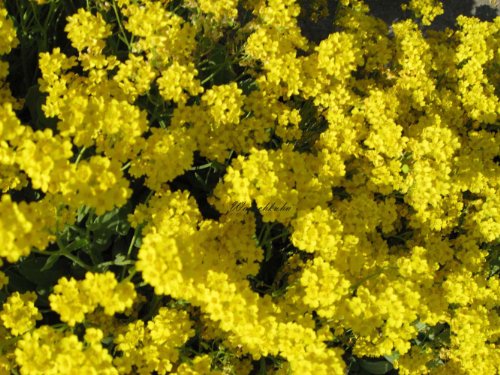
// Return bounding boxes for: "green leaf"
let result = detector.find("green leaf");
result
[414,320,428,332]
[76,205,91,223]
[16,256,66,288]
[40,254,60,272]
[91,232,113,253]
[86,205,131,234]
[134,235,142,248]
[265,246,273,262]
[359,359,394,374]
[383,351,400,365]
[64,238,88,253]
[114,254,128,266]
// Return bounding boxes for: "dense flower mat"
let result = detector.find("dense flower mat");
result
[0,0,499,373]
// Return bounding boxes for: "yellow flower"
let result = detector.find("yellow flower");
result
[291,206,343,259]
[49,276,91,326]
[15,325,118,374]
[0,195,57,263]
[65,8,111,53]
[403,0,444,26]
[201,83,244,126]
[129,127,196,191]
[197,0,238,22]
[0,7,19,55]
[0,292,41,336]
[49,272,136,326]
[113,54,157,101]
[62,156,132,215]
[157,61,203,104]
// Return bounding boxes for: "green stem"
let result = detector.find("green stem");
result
[29,2,41,29]
[32,233,91,271]
[30,248,53,256]
[190,162,213,171]
[124,267,137,282]
[143,294,162,321]
[99,260,135,268]
[0,333,25,356]
[120,226,140,280]
[266,231,289,243]
[75,146,87,165]
[201,64,227,85]
[120,191,153,280]
[87,248,101,268]
[258,222,275,246]
[225,149,234,166]
[54,238,94,272]
[111,0,131,50]
[61,252,94,272]
[121,161,131,171]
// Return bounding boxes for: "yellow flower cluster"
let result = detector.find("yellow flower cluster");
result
[114,54,157,102]
[157,61,203,104]
[49,271,136,326]
[0,194,57,262]
[114,307,195,374]
[0,292,41,336]
[15,326,117,375]
[129,127,196,191]
[196,0,238,22]
[175,354,224,374]
[0,3,23,190]
[65,8,112,53]
[62,156,132,215]
[122,0,197,67]
[244,0,308,97]
[291,206,343,259]
[133,188,345,373]
[403,0,444,26]
[194,83,246,161]
[455,16,499,124]
[0,3,18,55]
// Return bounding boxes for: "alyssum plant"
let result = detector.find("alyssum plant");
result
[0,0,499,374]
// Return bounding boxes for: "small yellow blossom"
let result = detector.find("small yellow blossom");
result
[0,292,41,336]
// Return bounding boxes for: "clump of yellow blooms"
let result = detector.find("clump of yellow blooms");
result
[121,0,197,67]
[129,127,197,190]
[157,61,203,104]
[455,15,499,124]
[196,0,238,23]
[49,271,136,326]
[114,307,195,374]
[0,0,499,373]
[0,292,41,336]
[0,3,18,55]
[403,0,444,26]
[65,8,112,53]
[15,325,118,375]
[0,194,58,262]
[62,156,132,215]
[113,54,158,102]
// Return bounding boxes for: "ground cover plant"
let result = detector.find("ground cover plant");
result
[0,0,499,373]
